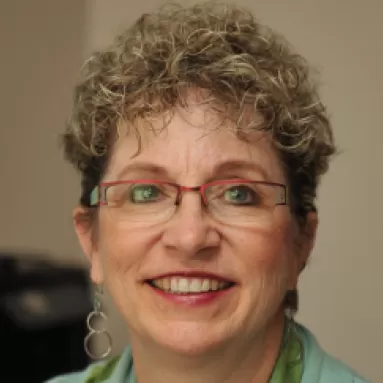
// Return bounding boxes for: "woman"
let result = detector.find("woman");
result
[47,2,368,382]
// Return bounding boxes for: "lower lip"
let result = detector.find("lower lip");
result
[147,284,234,306]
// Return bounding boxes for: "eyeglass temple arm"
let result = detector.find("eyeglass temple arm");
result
[90,186,100,206]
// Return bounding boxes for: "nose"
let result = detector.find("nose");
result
[161,194,220,258]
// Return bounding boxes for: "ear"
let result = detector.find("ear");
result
[73,207,104,285]
[288,211,318,289]
[297,211,318,271]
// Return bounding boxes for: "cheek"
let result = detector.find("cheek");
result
[235,221,295,282]
[97,215,138,278]
[97,214,159,281]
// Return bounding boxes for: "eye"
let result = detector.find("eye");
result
[130,184,162,203]
[223,185,260,205]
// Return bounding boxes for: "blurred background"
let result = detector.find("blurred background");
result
[0,0,382,382]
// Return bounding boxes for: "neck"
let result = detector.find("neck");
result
[131,312,285,383]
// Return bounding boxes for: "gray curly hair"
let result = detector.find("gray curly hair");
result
[64,1,335,243]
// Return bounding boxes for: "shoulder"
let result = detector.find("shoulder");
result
[44,348,133,383]
[295,323,370,383]
[319,353,369,383]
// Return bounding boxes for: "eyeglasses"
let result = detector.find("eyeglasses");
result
[90,179,288,227]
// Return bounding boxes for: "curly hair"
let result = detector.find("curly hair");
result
[63,1,335,225]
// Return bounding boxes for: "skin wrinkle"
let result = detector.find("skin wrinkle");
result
[108,105,274,186]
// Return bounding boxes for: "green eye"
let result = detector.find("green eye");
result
[130,184,160,203]
[224,185,259,205]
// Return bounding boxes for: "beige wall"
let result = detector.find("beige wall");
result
[85,1,383,382]
[0,1,87,265]
[1,0,381,381]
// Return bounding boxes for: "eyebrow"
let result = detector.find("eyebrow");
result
[114,160,270,181]
[212,160,270,180]
[116,163,170,179]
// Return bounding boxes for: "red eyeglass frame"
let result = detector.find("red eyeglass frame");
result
[90,179,288,207]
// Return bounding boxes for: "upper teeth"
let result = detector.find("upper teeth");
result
[151,277,231,294]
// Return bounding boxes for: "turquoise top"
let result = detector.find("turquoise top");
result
[45,323,369,383]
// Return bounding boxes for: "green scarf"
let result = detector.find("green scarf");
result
[268,322,303,383]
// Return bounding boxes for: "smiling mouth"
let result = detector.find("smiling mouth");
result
[146,277,235,294]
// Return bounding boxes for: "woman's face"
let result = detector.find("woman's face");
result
[76,102,315,355]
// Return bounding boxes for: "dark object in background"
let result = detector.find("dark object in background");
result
[0,252,92,382]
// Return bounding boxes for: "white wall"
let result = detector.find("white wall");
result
[0,1,87,265]
[86,1,382,381]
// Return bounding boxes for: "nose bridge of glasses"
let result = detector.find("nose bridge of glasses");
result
[175,185,206,206]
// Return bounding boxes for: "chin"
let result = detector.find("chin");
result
[146,320,233,356]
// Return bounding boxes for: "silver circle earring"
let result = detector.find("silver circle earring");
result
[84,284,112,360]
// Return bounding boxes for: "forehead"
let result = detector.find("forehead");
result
[105,104,284,183]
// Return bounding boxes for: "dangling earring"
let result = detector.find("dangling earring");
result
[283,289,303,367]
[283,289,298,319]
[84,284,112,360]
[284,289,298,337]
